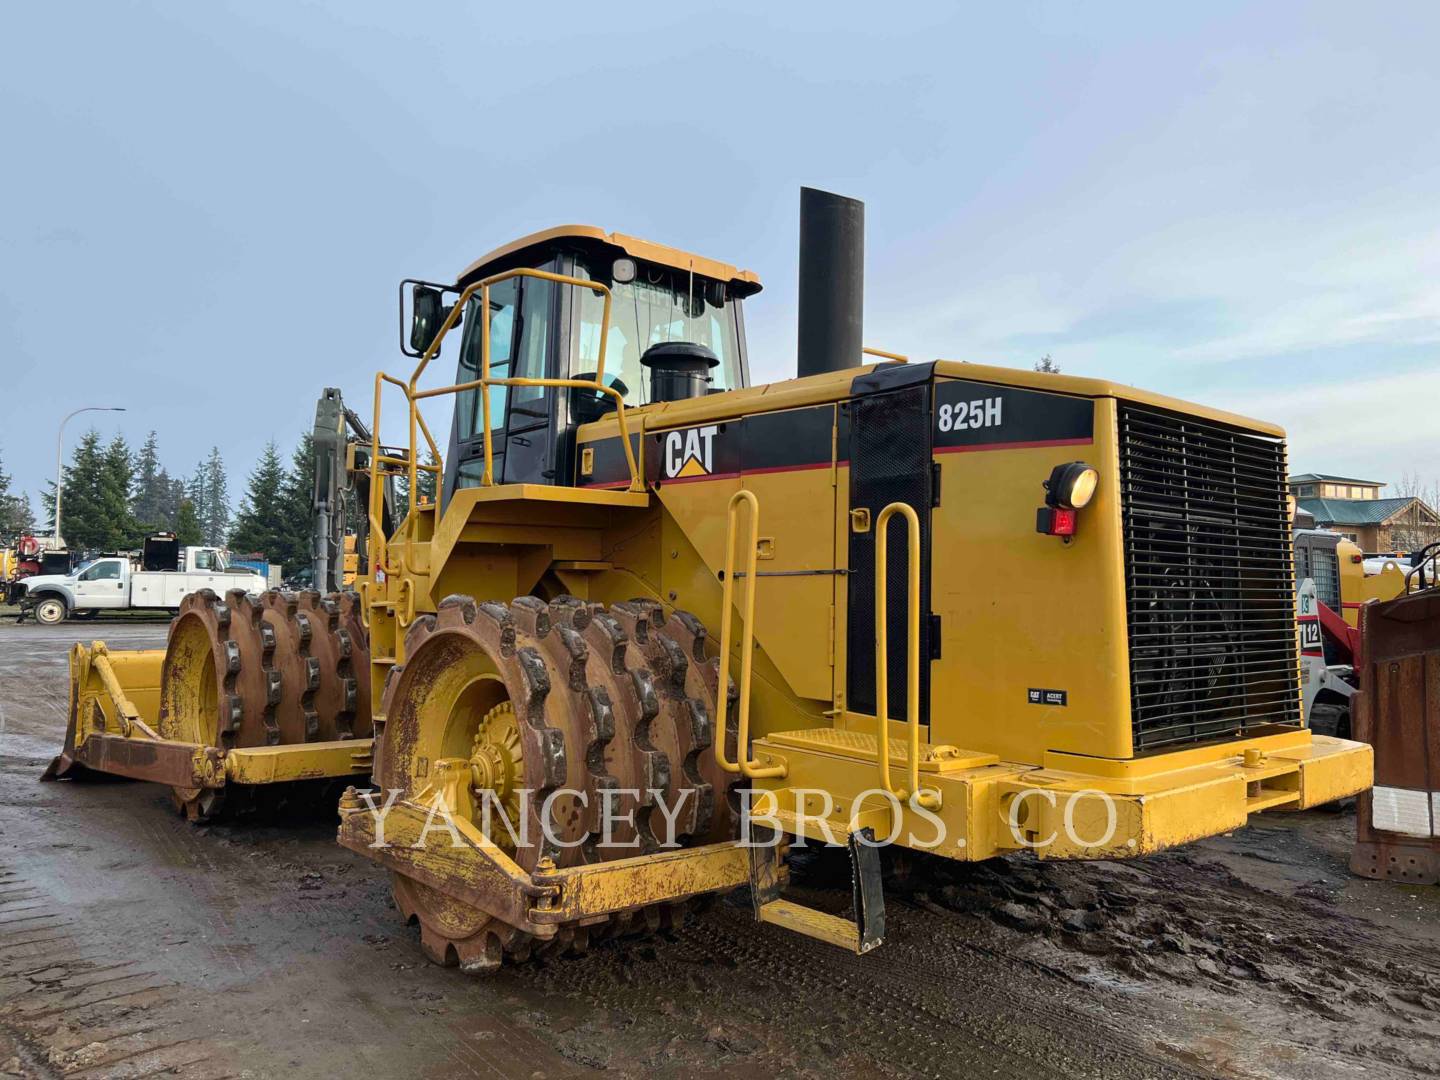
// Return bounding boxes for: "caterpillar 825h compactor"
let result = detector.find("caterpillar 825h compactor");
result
[52,189,1372,971]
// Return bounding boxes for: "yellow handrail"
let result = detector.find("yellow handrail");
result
[366,266,645,582]
[368,372,413,578]
[874,502,939,808]
[405,266,635,492]
[863,347,910,363]
[715,490,785,779]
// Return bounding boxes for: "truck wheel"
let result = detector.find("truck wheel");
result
[34,598,67,625]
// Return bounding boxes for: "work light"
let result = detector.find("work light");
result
[1045,462,1099,509]
[1037,462,1099,537]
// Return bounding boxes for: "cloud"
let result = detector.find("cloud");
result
[1208,367,1440,487]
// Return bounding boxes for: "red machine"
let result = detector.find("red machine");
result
[3,534,71,604]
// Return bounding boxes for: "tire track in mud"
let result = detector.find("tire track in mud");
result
[489,892,1208,1080]
[894,846,1440,1078]
[0,665,236,1080]
[0,864,227,1080]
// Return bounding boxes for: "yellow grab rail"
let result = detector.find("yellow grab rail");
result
[874,502,939,809]
[409,266,637,493]
[862,347,910,363]
[366,266,644,579]
[715,490,785,779]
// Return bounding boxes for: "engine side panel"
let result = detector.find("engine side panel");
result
[928,384,1134,763]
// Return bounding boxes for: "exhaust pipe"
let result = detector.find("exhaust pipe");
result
[796,186,865,379]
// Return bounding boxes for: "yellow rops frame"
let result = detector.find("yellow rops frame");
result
[365,267,645,592]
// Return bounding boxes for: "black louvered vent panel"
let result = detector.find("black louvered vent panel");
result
[1119,404,1302,750]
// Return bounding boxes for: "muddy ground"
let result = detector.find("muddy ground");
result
[1,620,1437,1079]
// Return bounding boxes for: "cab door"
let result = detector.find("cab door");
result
[443,265,561,500]
[73,559,129,608]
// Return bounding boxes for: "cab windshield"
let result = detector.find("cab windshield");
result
[574,257,743,406]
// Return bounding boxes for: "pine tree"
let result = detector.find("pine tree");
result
[52,429,110,551]
[39,480,55,534]
[187,461,206,513]
[229,442,288,558]
[275,433,317,572]
[201,447,230,547]
[130,431,171,533]
[150,468,177,530]
[174,498,203,546]
[0,449,34,543]
[392,450,439,522]
[163,474,186,529]
[102,433,140,549]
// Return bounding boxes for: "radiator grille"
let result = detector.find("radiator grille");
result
[1119,404,1302,750]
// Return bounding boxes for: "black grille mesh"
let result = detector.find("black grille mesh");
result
[1119,404,1302,750]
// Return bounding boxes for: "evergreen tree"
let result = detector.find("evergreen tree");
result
[187,461,206,513]
[130,431,172,532]
[0,450,34,542]
[392,450,439,522]
[102,433,140,548]
[277,433,317,571]
[201,447,230,547]
[174,498,203,546]
[229,442,288,557]
[163,473,186,528]
[39,479,56,534]
[51,429,110,551]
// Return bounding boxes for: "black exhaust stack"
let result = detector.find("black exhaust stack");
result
[797,186,865,378]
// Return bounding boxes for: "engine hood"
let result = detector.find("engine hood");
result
[18,573,73,591]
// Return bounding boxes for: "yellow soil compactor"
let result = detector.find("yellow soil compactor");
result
[48,189,1372,971]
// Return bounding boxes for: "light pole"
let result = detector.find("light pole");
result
[55,406,126,548]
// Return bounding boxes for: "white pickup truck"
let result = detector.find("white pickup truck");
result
[16,535,266,625]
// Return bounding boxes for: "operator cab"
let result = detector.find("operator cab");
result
[403,227,760,505]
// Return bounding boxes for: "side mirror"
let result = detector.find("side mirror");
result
[410,285,450,355]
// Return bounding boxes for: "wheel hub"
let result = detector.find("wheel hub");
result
[469,701,522,848]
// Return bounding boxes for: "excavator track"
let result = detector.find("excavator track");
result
[376,594,736,972]
[160,587,371,821]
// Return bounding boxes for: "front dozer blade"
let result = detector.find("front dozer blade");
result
[43,642,166,783]
[1351,589,1440,883]
[44,637,374,819]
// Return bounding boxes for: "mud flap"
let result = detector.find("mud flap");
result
[748,821,885,954]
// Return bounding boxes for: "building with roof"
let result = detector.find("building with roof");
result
[1287,473,1386,500]
[1289,472,1439,552]
[1292,485,1440,552]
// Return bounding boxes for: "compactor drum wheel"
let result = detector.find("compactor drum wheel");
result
[159,588,370,820]
[378,594,735,970]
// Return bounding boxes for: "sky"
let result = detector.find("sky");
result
[2,1,1437,514]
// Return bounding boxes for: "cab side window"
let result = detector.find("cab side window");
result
[82,561,122,581]
[194,550,216,570]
